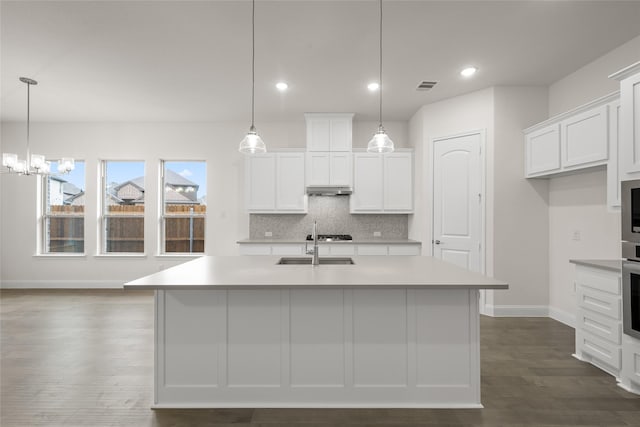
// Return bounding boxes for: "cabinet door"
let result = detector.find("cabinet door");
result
[329,152,352,186]
[306,152,330,186]
[246,154,276,211]
[607,100,622,209]
[620,72,640,174]
[329,117,352,151]
[357,245,388,256]
[562,104,608,168]
[525,124,560,176]
[276,153,306,212]
[351,154,383,212]
[383,153,413,211]
[306,117,331,151]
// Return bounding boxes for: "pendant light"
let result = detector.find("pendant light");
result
[239,0,267,154]
[2,77,75,175]
[367,0,394,154]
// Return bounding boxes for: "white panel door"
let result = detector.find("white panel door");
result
[306,152,330,186]
[383,152,413,211]
[276,153,306,211]
[329,116,352,151]
[432,133,482,273]
[329,152,352,186]
[621,72,640,174]
[351,154,383,211]
[246,154,276,211]
[307,117,331,151]
[525,124,560,176]
[562,104,608,168]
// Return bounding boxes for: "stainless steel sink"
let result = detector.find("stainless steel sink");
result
[277,257,355,265]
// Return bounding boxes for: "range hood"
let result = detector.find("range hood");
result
[306,185,352,196]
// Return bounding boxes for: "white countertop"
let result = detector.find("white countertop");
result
[569,259,621,273]
[237,239,421,245]
[124,255,508,290]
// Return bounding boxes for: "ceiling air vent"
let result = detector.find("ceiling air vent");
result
[416,81,437,91]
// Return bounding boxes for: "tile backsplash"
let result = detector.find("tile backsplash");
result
[249,196,408,239]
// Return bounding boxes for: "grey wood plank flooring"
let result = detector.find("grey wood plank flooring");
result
[1,289,639,426]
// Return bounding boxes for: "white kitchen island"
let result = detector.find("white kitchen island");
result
[124,255,508,408]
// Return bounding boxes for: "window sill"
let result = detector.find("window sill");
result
[33,253,87,259]
[94,254,148,259]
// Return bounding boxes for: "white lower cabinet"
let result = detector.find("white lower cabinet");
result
[573,264,622,379]
[239,243,420,257]
[620,334,640,394]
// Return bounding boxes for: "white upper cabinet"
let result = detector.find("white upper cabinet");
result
[610,62,640,178]
[607,100,622,209]
[306,152,352,186]
[305,113,354,152]
[246,152,307,213]
[524,92,618,178]
[351,151,413,213]
[525,124,561,176]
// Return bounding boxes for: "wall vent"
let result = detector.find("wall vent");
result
[416,81,437,91]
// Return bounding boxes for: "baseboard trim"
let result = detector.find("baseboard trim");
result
[548,306,576,328]
[485,304,549,317]
[0,280,124,289]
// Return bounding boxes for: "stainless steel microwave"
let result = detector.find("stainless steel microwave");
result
[621,179,640,244]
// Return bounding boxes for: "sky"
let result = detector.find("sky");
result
[51,160,207,197]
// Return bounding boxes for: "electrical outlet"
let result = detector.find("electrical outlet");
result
[265,231,273,237]
[572,230,581,241]
[373,231,382,237]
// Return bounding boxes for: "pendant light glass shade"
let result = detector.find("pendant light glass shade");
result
[238,0,266,155]
[239,126,266,154]
[367,125,394,153]
[367,0,394,154]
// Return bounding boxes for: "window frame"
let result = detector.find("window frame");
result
[39,160,86,255]
[100,159,146,255]
[160,160,206,255]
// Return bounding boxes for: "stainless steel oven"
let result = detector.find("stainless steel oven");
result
[621,179,640,340]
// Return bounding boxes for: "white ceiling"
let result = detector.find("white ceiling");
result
[2,0,640,123]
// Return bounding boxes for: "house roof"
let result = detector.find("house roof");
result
[129,169,198,190]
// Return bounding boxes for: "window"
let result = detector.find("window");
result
[102,161,145,253]
[42,161,85,253]
[161,161,206,253]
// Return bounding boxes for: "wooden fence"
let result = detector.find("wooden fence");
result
[47,204,206,253]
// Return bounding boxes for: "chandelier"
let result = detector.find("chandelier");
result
[2,77,74,175]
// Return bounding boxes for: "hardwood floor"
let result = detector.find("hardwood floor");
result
[1,289,639,426]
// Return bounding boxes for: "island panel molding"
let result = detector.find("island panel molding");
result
[154,287,481,407]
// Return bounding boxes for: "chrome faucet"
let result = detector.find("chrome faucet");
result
[306,220,320,265]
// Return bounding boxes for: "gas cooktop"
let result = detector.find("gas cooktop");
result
[305,234,353,242]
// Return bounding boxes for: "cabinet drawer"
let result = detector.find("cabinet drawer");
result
[388,245,420,256]
[356,245,388,256]
[575,267,621,295]
[271,244,305,256]
[328,244,355,256]
[239,244,272,255]
[577,307,621,345]
[577,286,621,320]
[577,329,621,370]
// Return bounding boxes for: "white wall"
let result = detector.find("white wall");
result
[549,35,640,116]
[492,87,549,311]
[0,119,408,287]
[546,36,639,325]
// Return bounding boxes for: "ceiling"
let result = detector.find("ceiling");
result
[2,0,640,123]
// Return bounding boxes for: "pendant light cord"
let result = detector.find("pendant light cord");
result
[378,0,383,129]
[26,79,31,160]
[251,0,256,130]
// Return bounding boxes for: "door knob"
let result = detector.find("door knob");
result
[434,240,441,245]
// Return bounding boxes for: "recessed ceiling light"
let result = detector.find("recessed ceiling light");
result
[275,82,288,91]
[460,67,478,78]
[367,82,380,91]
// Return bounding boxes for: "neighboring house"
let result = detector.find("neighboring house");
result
[109,170,201,206]
[48,176,84,206]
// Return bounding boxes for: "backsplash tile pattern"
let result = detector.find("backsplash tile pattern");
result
[249,196,408,239]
